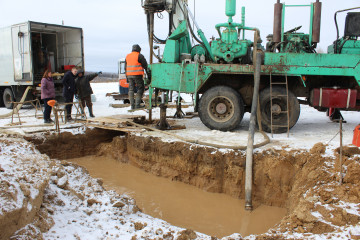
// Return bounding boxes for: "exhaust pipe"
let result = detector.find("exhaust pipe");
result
[312,0,322,43]
[273,0,283,43]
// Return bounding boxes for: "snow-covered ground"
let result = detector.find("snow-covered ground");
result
[0,136,215,240]
[1,82,359,153]
[0,82,360,239]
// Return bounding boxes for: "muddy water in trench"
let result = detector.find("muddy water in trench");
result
[70,156,287,238]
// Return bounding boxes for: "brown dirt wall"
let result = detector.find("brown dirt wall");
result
[26,128,122,160]
[29,130,360,236]
[96,134,360,235]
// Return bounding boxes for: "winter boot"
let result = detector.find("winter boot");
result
[88,106,95,118]
[66,108,73,121]
[135,94,145,109]
[129,91,135,110]
[80,107,86,119]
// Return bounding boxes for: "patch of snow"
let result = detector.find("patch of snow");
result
[335,201,360,217]
[27,202,32,211]
[1,82,359,154]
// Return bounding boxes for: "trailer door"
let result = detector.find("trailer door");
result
[12,23,32,81]
[57,29,83,68]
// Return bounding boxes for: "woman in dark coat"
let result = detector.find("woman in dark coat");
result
[41,69,56,123]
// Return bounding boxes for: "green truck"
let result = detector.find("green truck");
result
[143,0,360,133]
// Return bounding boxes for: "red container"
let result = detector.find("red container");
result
[353,125,360,147]
[311,88,357,108]
[119,78,129,88]
[63,65,75,71]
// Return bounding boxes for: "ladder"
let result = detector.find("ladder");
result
[270,73,290,138]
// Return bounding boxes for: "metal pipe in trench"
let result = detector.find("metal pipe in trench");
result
[148,11,154,121]
[245,51,263,211]
[149,11,154,64]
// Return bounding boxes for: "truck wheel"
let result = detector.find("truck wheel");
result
[3,88,14,109]
[259,86,300,133]
[199,86,245,131]
[0,90,4,107]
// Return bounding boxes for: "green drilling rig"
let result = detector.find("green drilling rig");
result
[142,0,360,134]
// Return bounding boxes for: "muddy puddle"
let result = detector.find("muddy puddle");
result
[70,156,287,238]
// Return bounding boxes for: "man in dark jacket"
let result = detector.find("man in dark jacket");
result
[75,69,102,118]
[125,44,150,109]
[62,67,78,120]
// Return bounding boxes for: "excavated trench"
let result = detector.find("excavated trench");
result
[27,128,360,238]
[69,155,287,237]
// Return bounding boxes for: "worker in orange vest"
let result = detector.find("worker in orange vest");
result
[125,44,150,109]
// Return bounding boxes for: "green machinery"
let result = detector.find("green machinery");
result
[143,0,360,133]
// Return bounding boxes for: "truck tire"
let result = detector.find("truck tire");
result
[3,88,14,109]
[0,90,4,107]
[259,86,300,133]
[198,86,245,131]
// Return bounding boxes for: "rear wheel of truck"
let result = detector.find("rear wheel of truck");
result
[259,86,300,134]
[0,90,4,107]
[199,86,245,131]
[3,88,14,109]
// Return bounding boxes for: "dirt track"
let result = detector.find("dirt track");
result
[28,129,360,238]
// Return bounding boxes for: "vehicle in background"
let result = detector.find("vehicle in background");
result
[142,0,360,134]
[118,58,128,94]
[0,21,84,108]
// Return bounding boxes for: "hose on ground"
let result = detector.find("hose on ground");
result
[0,86,32,119]
[126,121,270,150]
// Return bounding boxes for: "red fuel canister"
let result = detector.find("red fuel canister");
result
[63,65,76,71]
[353,125,360,147]
[311,88,357,108]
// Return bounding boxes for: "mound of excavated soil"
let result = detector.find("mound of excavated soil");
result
[0,136,52,239]
[310,142,327,154]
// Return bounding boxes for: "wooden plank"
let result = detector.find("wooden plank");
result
[86,118,128,125]
[167,115,195,119]
[166,104,191,109]
[112,94,129,100]
[98,114,143,120]
[106,92,118,97]
[85,115,147,131]
[86,123,143,132]
[110,104,131,108]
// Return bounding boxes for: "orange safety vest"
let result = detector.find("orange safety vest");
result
[119,78,129,88]
[125,52,144,76]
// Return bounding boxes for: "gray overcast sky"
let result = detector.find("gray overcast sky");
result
[1,0,359,72]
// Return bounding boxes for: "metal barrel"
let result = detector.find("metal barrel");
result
[226,0,236,17]
[312,1,322,43]
[273,0,283,43]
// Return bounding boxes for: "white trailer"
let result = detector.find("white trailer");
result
[0,21,84,108]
